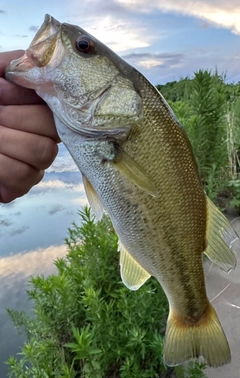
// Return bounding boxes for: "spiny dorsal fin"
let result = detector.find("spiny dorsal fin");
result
[111,147,159,198]
[82,175,104,220]
[119,240,151,290]
[205,197,238,272]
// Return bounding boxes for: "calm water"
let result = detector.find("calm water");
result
[0,144,88,376]
[1,144,240,377]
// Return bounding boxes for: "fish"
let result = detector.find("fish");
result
[5,14,239,367]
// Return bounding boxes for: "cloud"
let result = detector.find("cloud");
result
[47,157,78,173]
[0,244,67,279]
[0,201,15,208]
[33,179,85,192]
[84,16,151,52]
[13,212,21,216]
[72,197,89,207]
[123,52,185,70]
[15,34,29,38]
[199,20,217,29]
[116,0,240,35]
[0,219,12,227]
[0,10,5,14]
[48,204,65,216]
[29,25,39,32]
[68,0,155,52]
[9,226,29,236]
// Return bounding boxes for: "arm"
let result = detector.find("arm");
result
[0,50,60,203]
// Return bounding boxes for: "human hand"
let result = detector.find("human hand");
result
[0,50,60,203]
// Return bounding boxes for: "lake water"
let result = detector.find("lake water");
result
[1,144,240,377]
[0,144,88,376]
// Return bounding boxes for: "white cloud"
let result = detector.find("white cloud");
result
[0,244,68,279]
[66,0,156,52]
[72,197,89,207]
[117,0,240,34]
[123,52,185,74]
[35,180,85,192]
[72,15,151,52]
[138,59,165,69]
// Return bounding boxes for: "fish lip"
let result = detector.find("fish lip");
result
[5,54,34,75]
[5,14,62,85]
[4,54,35,86]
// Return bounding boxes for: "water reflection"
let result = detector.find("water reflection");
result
[0,172,87,257]
[0,245,68,376]
[0,144,87,375]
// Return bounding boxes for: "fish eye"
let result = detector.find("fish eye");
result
[76,35,96,54]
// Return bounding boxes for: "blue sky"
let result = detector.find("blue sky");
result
[1,0,240,84]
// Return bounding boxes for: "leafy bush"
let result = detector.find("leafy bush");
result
[167,70,229,202]
[6,208,206,378]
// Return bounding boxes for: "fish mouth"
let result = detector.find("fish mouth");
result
[5,14,62,86]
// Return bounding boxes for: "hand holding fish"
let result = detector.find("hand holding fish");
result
[0,51,60,203]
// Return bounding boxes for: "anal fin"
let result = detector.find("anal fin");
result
[119,240,151,290]
[82,175,104,220]
[205,197,238,272]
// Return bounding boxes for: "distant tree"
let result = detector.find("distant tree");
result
[156,77,192,102]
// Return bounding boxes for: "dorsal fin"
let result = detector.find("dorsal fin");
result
[204,197,238,272]
[118,240,151,290]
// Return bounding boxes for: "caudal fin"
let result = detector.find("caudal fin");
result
[163,304,231,367]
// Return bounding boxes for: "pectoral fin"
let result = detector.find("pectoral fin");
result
[204,197,238,272]
[111,147,158,198]
[119,240,151,290]
[82,175,104,220]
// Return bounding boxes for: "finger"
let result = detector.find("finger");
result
[0,77,42,105]
[0,153,44,203]
[0,50,24,76]
[0,104,60,142]
[0,126,59,170]
[0,50,43,105]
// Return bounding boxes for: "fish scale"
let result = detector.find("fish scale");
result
[5,14,239,367]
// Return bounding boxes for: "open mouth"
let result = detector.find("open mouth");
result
[5,14,61,80]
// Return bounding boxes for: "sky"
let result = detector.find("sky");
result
[1,0,240,84]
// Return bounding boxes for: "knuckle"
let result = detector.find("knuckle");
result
[3,166,33,197]
[34,170,44,185]
[37,137,58,168]
[0,153,42,202]
[0,125,8,150]
[14,166,42,196]
[14,163,32,186]
[0,78,5,104]
[0,105,8,126]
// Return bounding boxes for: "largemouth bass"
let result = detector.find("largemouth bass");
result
[5,14,239,367]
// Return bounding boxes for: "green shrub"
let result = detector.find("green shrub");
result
[6,208,206,378]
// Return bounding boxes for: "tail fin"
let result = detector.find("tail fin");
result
[163,304,231,367]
